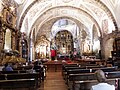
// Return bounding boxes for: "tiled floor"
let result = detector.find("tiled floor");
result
[39,71,68,90]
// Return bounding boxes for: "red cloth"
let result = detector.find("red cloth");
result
[51,50,56,57]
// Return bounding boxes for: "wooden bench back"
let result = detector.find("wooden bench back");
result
[0,79,36,89]
[67,71,120,90]
[0,70,27,74]
[69,71,120,81]
[69,73,95,81]
[0,74,6,80]
[106,71,120,78]
[67,67,116,75]
[67,69,91,75]
[6,73,39,80]
[74,78,117,90]
[92,67,116,72]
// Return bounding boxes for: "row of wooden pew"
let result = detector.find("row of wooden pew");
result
[0,66,45,90]
[62,63,120,90]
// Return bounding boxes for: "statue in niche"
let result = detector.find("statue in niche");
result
[84,41,90,54]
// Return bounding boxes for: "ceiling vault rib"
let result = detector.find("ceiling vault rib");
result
[18,0,118,34]
[30,6,102,38]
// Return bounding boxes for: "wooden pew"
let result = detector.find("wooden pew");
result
[0,70,27,74]
[65,69,91,84]
[63,67,86,80]
[14,66,33,70]
[62,64,80,69]
[62,64,105,78]
[0,79,36,90]
[65,68,114,86]
[0,73,40,88]
[68,71,120,83]
[6,73,40,87]
[86,65,105,69]
[73,78,117,90]
[69,73,95,81]
[65,67,116,87]
[0,69,43,82]
[66,67,116,77]
[92,67,116,72]
[62,64,80,77]
[0,74,6,80]
[63,65,105,78]
[33,65,44,81]
[105,71,120,90]
[62,63,102,72]
[19,70,27,73]
[0,71,18,74]
[105,71,120,78]
[63,65,105,72]
[62,64,80,72]
[13,65,44,78]
[6,73,39,80]
[67,71,120,90]
[67,73,95,89]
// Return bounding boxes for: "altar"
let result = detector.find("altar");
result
[43,60,64,72]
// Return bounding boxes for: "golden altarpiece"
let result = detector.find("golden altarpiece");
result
[54,30,73,56]
[0,4,22,64]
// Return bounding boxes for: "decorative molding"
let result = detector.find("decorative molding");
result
[18,0,118,32]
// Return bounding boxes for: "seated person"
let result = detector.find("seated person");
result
[91,70,115,90]
[2,63,13,71]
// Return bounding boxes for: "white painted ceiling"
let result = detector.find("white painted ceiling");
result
[14,0,120,42]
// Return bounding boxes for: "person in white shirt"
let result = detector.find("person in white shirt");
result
[91,70,115,90]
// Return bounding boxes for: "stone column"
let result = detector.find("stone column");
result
[99,37,105,59]
[29,38,34,61]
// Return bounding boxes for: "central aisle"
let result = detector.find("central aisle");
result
[39,71,68,90]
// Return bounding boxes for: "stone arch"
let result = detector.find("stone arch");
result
[29,16,84,42]
[102,31,120,59]
[30,6,101,38]
[18,0,118,31]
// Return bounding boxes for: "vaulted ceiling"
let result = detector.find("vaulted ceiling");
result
[13,0,120,43]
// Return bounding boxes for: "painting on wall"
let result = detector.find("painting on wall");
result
[102,19,108,35]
